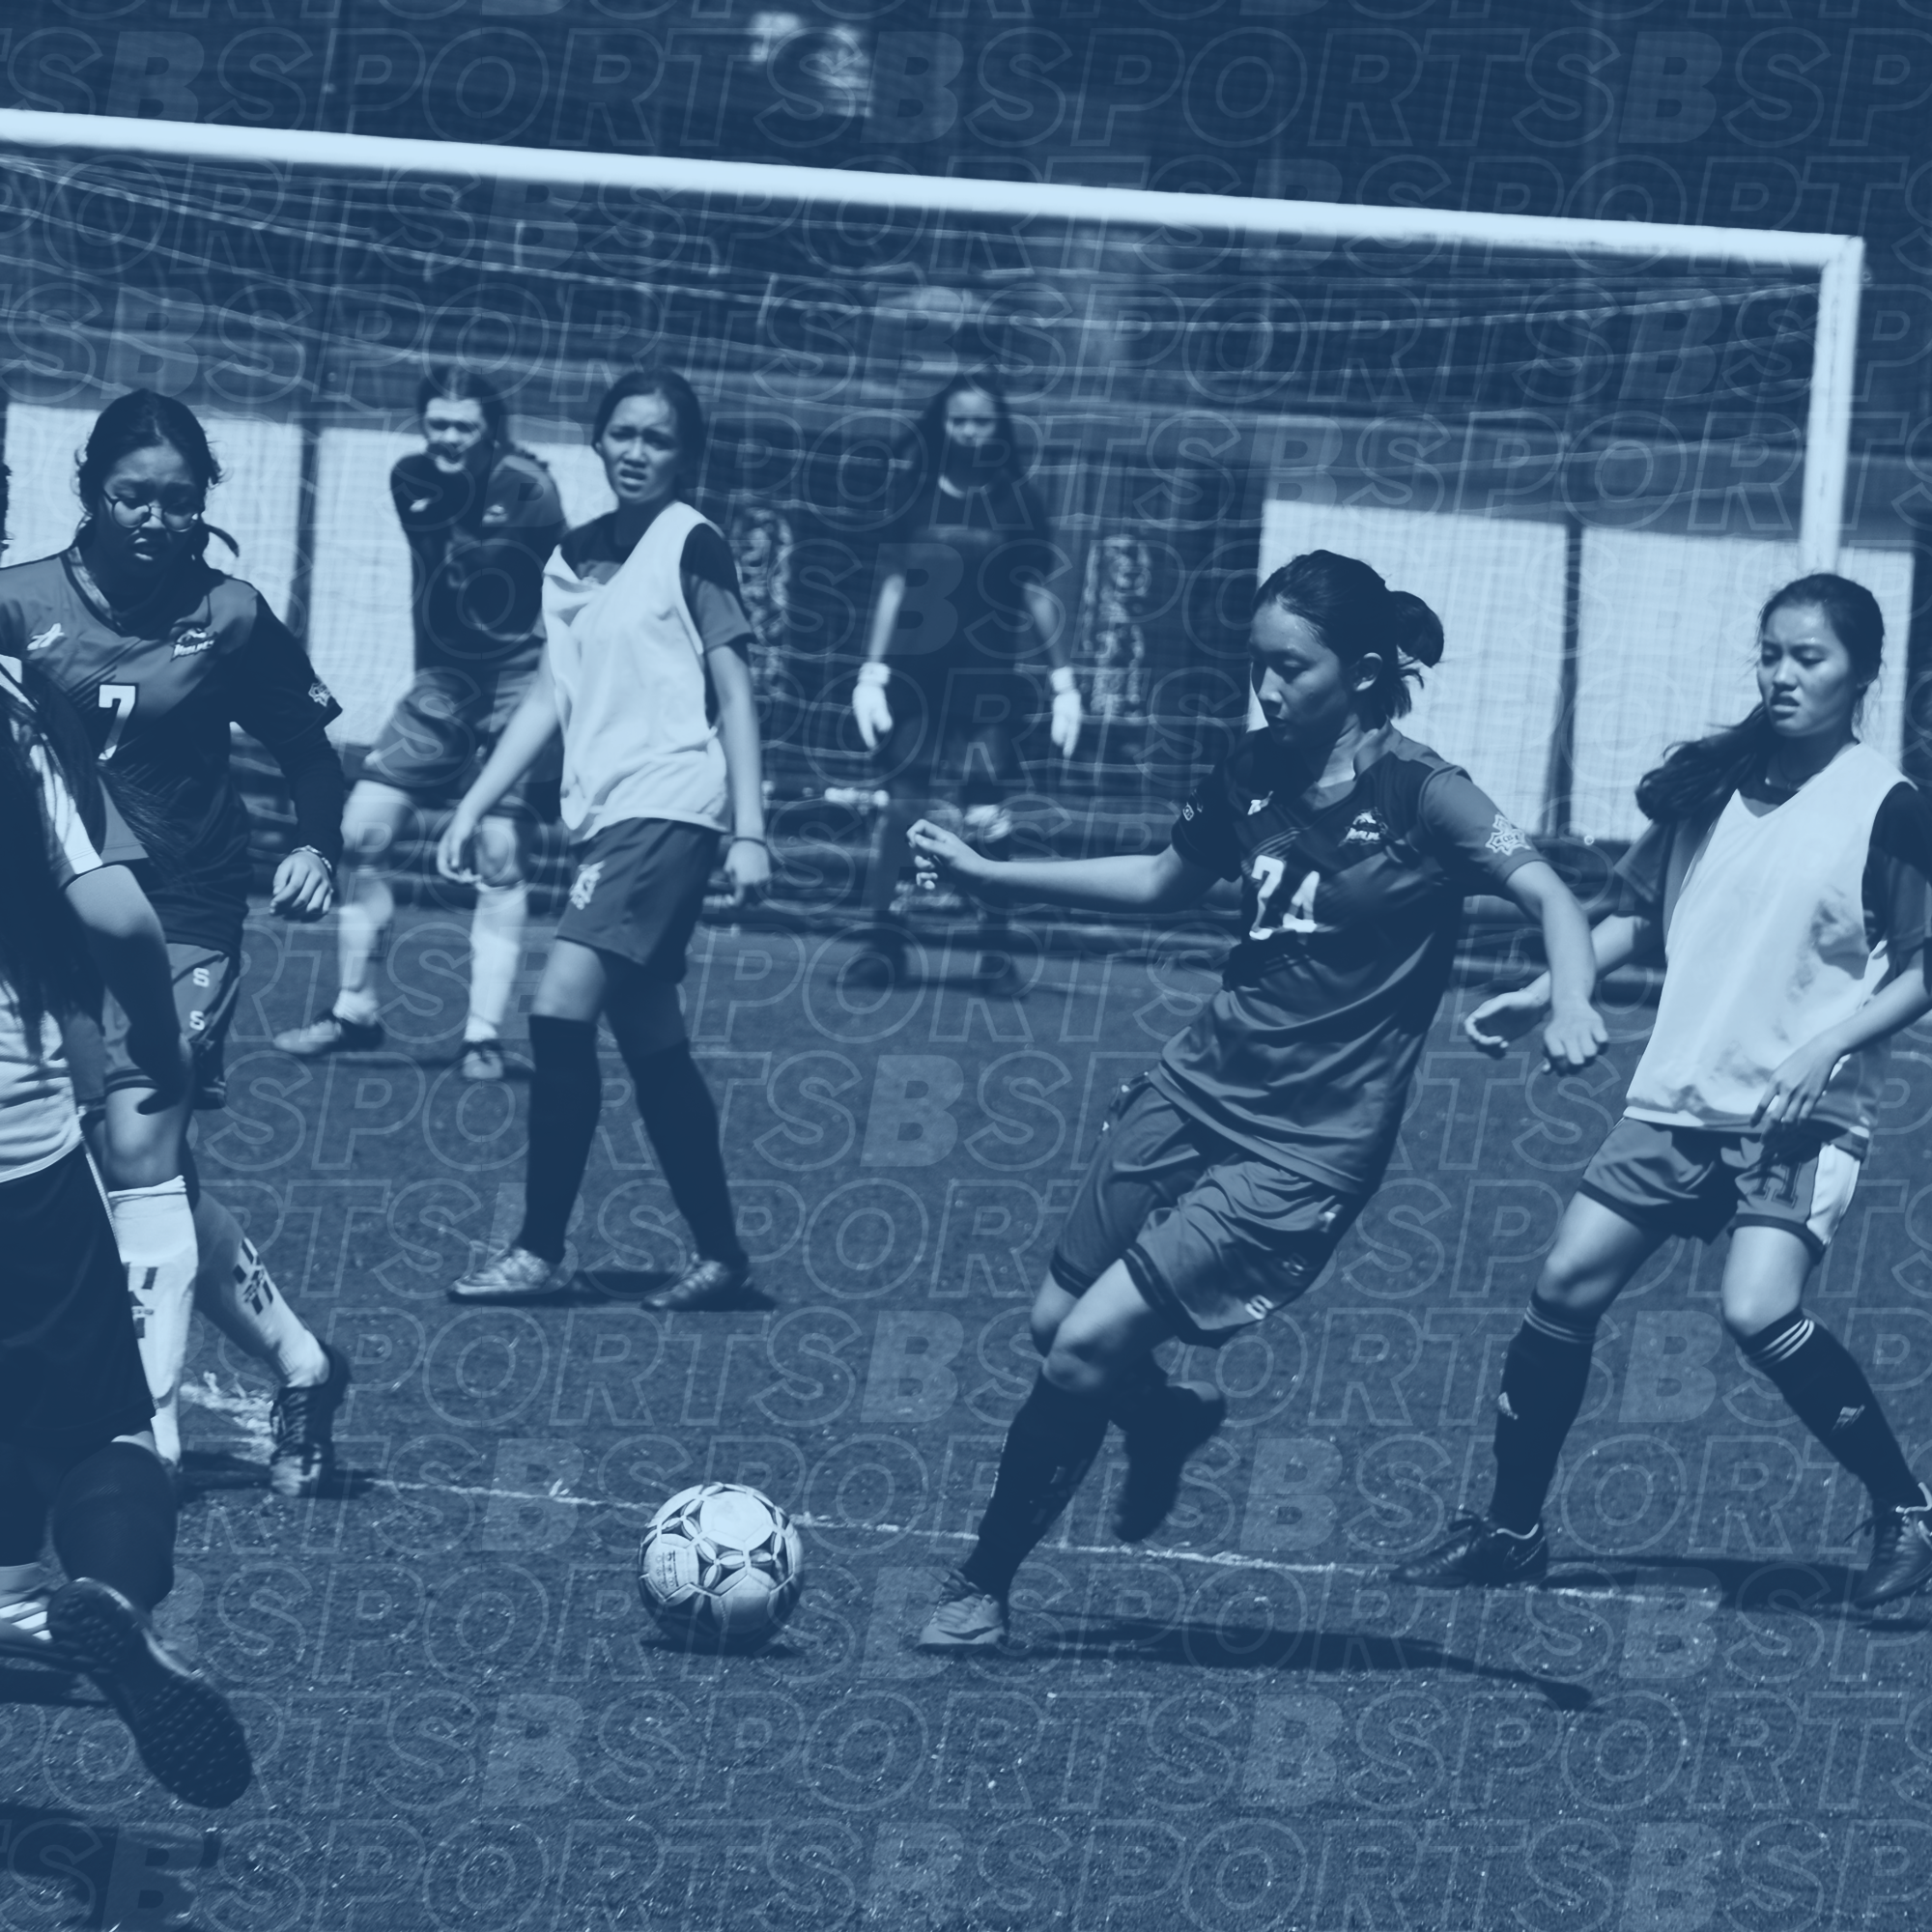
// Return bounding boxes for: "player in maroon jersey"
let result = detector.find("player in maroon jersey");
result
[275,367,567,1082]
[0,390,352,1497]
[907,551,1607,1648]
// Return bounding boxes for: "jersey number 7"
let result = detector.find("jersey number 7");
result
[1250,855,1320,939]
[99,683,137,760]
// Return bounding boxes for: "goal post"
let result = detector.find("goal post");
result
[0,107,1878,848]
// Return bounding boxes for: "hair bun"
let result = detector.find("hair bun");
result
[1386,590,1444,668]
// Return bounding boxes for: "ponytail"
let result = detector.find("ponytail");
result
[1253,551,1444,724]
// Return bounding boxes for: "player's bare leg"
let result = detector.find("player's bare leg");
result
[462,812,528,1082]
[276,780,412,1057]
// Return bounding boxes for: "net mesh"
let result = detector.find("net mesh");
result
[0,138,1892,846]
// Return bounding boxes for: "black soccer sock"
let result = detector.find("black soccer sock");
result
[49,1442,176,1612]
[516,1015,603,1264]
[1739,1310,1923,1512]
[960,1374,1110,1599]
[615,1037,748,1271]
[1100,1353,1170,1433]
[1488,1296,1602,1534]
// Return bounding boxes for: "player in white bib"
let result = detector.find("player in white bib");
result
[1403,573,1932,1609]
[437,371,769,1311]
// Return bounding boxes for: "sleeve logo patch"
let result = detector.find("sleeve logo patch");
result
[308,681,335,708]
[171,626,214,658]
[1487,814,1529,857]
[1341,810,1386,848]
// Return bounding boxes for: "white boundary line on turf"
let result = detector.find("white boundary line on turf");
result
[0,107,1866,574]
[361,1476,1752,1602]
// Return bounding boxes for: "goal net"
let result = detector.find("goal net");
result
[0,113,1890,852]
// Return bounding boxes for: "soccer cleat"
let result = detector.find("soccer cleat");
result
[1854,1487,1932,1609]
[449,1245,562,1304]
[268,1339,352,1498]
[917,1570,1009,1651]
[645,1257,753,1314]
[1393,1513,1548,1589]
[1112,1380,1228,1544]
[460,1039,506,1083]
[273,1009,384,1059]
[48,1579,252,1808]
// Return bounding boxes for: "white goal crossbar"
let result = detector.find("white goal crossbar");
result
[0,107,1867,574]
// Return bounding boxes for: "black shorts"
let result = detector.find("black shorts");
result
[67,944,242,1113]
[1579,1115,1862,1262]
[0,1145,153,1452]
[1051,1076,1364,1347]
[554,817,720,980]
[361,667,561,817]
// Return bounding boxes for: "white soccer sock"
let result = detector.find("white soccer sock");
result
[467,879,527,1042]
[334,870,393,1027]
[112,1179,197,1469]
[192,1193,329,1388]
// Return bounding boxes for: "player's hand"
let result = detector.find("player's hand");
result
[1050,686,1083,758]
[907,818,989,897]
[1753,1037,1846,1131]
[1463,984,1548,1056]
[126,1027,191,1114]
[1541,1003,1608,1075]
[725,836,771,908]
[852,664,894,752]
[270,846,334,921]
[438,809,482,884]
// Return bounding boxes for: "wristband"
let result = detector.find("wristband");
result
[858,661,891,689]
[1049,665,1077,696]
[291,844,336,885]
[730,835,769,849]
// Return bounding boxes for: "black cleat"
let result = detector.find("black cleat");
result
[644,1258,753,1313]
[268,1340,352,1497]
[1112,1381,1228,1543]
[1854,1487,1932,1609]
[48,1580,252,1808]
[1394,1512,1548,1589]
[273,1009,384,1059]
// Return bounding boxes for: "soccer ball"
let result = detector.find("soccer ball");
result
[637,1483,804,1649]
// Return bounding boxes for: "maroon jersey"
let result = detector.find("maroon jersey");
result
[0,550,343,952]
[1155,728,1543,1193]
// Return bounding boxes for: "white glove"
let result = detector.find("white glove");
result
[1049,665,1082,758]
[853,660,894,751]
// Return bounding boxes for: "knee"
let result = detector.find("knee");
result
[1723,1291,1797,1348]
[473,823,525,890]
[1042,1331,1114,1399]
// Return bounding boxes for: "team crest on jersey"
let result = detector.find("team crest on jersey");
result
[27,622,63,653]
[1486,814,1529,858]
[308,681,334,708]
[1341,810,1387,849]
[569,862,604,911]
[172,626,214,658]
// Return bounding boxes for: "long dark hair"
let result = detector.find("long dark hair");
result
[1253,551,1445,724]
[0,678,97,1041]
[74,388,227,567]
[1634,572,1884,824]
[907,370,1025,484]
[589,368,708,493]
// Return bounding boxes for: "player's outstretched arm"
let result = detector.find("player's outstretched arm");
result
[438,662,559,881]
[708,642,769,905]
[908,823,1215,915]
[1465,910,1652,1059]
[66,865,190,1111]
[1477,860,1607,1072]
[1755,952,1932,1130]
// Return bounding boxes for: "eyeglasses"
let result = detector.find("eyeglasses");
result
[104,491,202,530]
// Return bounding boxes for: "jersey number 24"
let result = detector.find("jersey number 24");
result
[1250,855,1320,939]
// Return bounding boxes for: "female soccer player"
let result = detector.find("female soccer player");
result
[0,643,250,1806]
[908,551,1606,1648]
[275,366,566,1082]
[439,370,769,1312]
[848,372,1080,993]
[0,389,352,1494]
[1401,573,1932,1610]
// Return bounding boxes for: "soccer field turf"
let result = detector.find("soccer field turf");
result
[7,904,1932,1931]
